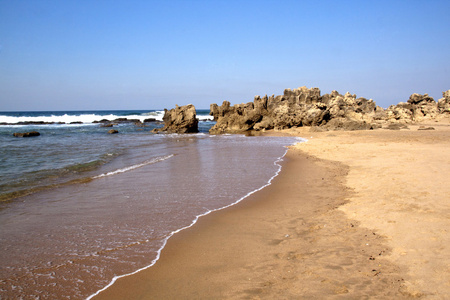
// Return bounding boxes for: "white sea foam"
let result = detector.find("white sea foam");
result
[0,112,166,124]
[93,155,174,179]
[86,138,304,300]
[0,111,213,124]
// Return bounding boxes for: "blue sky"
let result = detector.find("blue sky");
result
[1,0,449,110]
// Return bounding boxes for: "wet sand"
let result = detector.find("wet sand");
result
[93,119,450,299]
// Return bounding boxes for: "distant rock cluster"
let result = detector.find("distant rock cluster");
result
[207,87,450,134]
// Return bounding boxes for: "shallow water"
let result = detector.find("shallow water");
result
[0,110,213,202]
[0,119,300,299]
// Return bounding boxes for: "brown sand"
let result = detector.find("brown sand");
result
[94,119,450,299]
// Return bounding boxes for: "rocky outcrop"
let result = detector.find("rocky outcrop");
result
[13,131,40,137]
[209,87,450,133]
[153,104,199,134]
[437,90,450,114]
[385,93,440,123]
[209,87,382,134]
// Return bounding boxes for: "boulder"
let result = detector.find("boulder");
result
[154,104,199,133]
[386,93,439,122]
[13,131,40,137]
[108,129,119,134]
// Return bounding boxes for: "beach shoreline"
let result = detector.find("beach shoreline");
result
[93,119,450,299]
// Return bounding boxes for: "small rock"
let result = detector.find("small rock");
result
[13,131,40,137]
[418,126,435,130]
[108,129,119,134]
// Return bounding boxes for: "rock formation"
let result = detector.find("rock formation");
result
[437,90,450,114]
[153,104,199,134]
[209,87,383,134]
[384,90,450,123]
[386,93,439,123]
[209,87,450,134]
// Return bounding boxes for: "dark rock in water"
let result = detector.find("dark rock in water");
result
[108,129,119,134]
[16,121,54,125]
[13,131,40,137]
[114,118,129,122]
[112,118,140,123]
[144,118,157,122]
[93,119,110,124]
[100,123,114,127]
[153,104,199,133]
[70,121,83,124]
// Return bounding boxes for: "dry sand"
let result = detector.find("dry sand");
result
[94,119,450,299]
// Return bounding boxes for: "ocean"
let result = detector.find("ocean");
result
[0,110,301,299]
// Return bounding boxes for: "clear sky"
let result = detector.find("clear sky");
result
[1,0,449,111]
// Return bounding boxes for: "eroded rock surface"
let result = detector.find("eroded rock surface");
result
[209,87,382,134]
[153,104,199,134]
[209,87,450,134]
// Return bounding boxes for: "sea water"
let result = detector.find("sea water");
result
[0,110,300,299]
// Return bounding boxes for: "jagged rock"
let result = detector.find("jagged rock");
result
[437,90,450,114]
[154,104,199,133]
[386,93,439,122]
[108,129,119,134]
[209,86,379,133]
[13,131,40,137]
[208,87,449,133]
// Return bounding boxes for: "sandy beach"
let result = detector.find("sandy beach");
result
[93,119,450,299]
